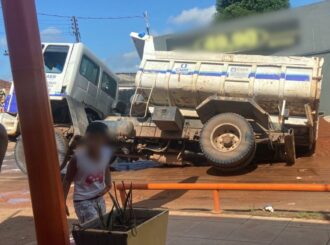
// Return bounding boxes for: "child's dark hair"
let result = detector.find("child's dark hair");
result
[85,122,108,135]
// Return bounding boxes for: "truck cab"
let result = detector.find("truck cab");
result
[43,42,119,120]
[1,42,120,137]
[1,42,121,173]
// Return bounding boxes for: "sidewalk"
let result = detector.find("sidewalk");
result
[167,211,330,245]
[2,209,330,244]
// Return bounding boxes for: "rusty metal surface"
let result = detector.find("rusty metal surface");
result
[1,0,69,244]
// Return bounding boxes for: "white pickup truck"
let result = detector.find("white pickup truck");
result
[0,42,122,173]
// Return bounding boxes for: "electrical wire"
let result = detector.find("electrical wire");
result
[38,11,143,20]
[0,6,147,48]
[0,5,144,20]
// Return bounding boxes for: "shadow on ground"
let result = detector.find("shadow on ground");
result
[0,214,77,245]
[207,164,258,176]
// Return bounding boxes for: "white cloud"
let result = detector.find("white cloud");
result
[40,27,66,42]
[169,6,216,26]
[106,51,140,72]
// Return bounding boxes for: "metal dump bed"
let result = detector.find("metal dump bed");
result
[136,51,323,117]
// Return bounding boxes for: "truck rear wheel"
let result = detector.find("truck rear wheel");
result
[200,113,255,171]
[15,129,68,174]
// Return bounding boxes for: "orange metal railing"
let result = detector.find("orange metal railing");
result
[116,183,330,213]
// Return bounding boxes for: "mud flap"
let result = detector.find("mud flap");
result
[66,95,88,136]
[284,129,296,165]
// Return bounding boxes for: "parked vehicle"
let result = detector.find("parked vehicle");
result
[0,42,121,173]
[103,35,324,171]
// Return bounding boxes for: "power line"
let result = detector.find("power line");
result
[75,15,143,20]
[0,6,149,45]
[38,12,143,20]
[0,5,144,20]
[38,12,71,19]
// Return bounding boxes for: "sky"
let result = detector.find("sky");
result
[0,0,323,80]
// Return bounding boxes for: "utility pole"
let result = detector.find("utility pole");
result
[143,11,150,35]
[71,16,81,42]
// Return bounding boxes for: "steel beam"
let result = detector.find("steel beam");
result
[117,183,330,191]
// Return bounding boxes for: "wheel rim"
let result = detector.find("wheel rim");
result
[15,133,67,174]
[210,123,241,153]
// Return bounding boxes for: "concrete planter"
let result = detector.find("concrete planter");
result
[72,208,168,245]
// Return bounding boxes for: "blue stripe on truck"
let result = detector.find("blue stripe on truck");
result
[4,93,65,114]
[138,68,311,82]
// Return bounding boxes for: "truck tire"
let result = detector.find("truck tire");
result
[15,129,68,174]
[200,113,255,171]
[0,123,8,171]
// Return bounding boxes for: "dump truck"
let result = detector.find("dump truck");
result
[0,42,122,173]
[102,35,324,171]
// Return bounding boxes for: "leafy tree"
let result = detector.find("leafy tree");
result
[216,0,290,21]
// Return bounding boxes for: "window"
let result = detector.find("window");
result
[43,45,69,74]
[79,55,100,85]
[101,72,117,98]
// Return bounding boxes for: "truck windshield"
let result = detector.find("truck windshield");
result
[43,45,69,74]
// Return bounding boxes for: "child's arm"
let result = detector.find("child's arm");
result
[62,157,77,216]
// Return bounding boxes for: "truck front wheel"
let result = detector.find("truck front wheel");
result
[15,129,68,174]
[200,113,256,171]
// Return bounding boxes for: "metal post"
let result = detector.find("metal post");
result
[143,11,151,35]
[1,0,69,244]
[212,190,221,213]
[71,16,81,43]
